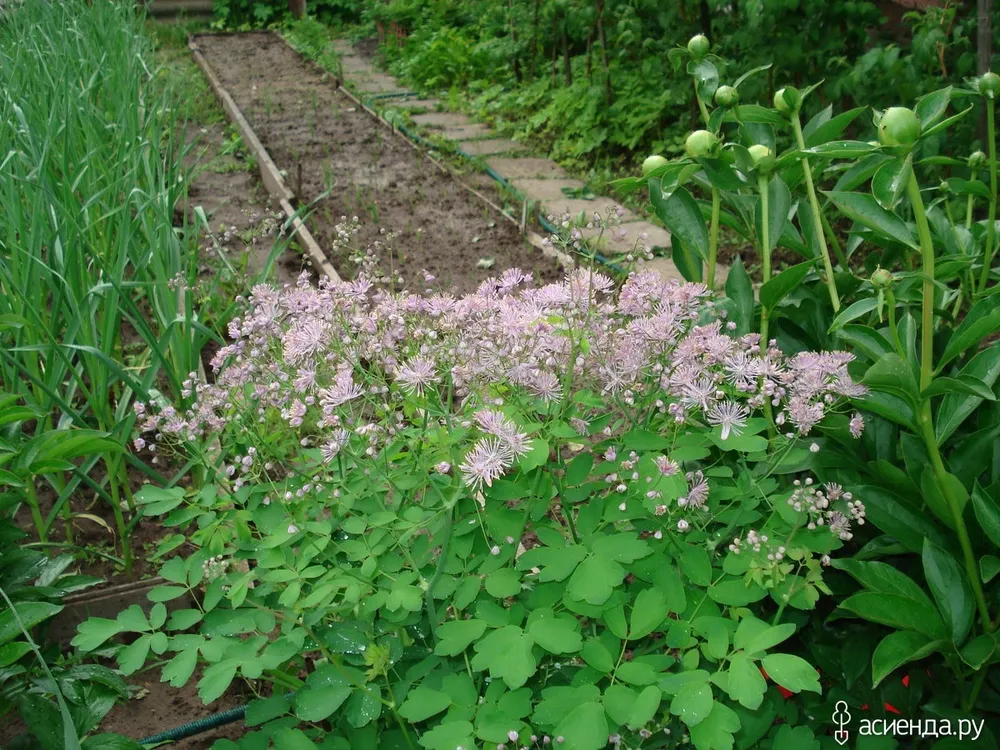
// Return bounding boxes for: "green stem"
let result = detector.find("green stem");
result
[383,675,418,750]
[963,665,989,712]
[758,173,772,346]
[693,78,710,126]
[758,173,776,437]
[25,479,46,543]
[106,456,132,578]
[977,98,997,294]
[791,114,841,311]
[424,494,459,635]
[820,208,849,269]
[909,170,993,632]
[920,410,993,631]
[966,193,974,229]
[707,187,720,289]
[885,287,905,357]
[907,170,935,392]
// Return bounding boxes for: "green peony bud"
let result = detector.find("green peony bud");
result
[641,154,669,175]
[871,267,894,289]
[878,107,921,149]
[685,130,719,159]
[748,144,775,173]
[978,72,1000,99]
[715,85,739,108]
[687,34,710,59]
[968,150,988,170]
[773,86,802,115]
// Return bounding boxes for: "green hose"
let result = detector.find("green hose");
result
[139,703,250,745]
[139,692,295,745]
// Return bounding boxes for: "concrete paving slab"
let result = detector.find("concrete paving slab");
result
[581,221,670,257]
[643,256,685,282]
[541,197,633,223]
[339,56,373,72]
[389,98,441,110]
[441,124,493,140]
[486,157,568,180]
[458,139,527,157]
[580,220,671,254]
[352,76,410,94]
[411,112,472,128]
[511,178,587,202]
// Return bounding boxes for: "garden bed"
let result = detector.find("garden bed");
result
[192,32,564,294]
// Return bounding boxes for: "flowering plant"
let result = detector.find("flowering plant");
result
[628,35,1000,724]
[74,250,869,749]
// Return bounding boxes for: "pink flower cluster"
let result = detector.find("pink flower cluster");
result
[136,267,864,491]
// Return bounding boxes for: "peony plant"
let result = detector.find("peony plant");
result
[629,35,1000,732]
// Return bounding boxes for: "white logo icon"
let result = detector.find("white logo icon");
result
[833,700,851,746]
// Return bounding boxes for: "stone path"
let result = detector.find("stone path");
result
[329,39,687,282]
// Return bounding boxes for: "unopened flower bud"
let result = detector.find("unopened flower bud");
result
[978,71,1000,99]
[870,267,894,288]
[878,107,921,149]
[969,150,988,170]
[715,85,739,108]
[687,34,709,59]
[685,129,719,159]
[641,154,669,175]
[773,86,801,115]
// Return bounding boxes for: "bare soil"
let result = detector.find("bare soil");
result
[194,32,563,295]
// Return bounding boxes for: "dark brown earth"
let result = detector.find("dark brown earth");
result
[98,674,251,749]
[194,32,563,295]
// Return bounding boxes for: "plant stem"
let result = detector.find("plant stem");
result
[693,78,710,126]
[966,193,975,229]
[424,493,459,635]
[820,209,850,269]
[791,114,841,311]
[920,411,993,630]
[907,172,935,392]
[977,97,997,294]
[909,171,994,632]
[106,455,132,578]
[25,479,46,543]
[707,187,721,289]
[964,665,989,711]
[885,287,905,357]
[758,173,777,437]
[758,173,772,346]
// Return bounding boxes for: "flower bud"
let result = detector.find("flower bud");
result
[715,85,739,108]
[870,267,893,288]
[641,154,669,175]
[939,180,951,193]
[687,34,710,59]
[748,144,775,173]
[968,150,988,170]
[773,86,802,115]
[978,72,1000,99]
[685,129,718,159]
[877,107,921,149]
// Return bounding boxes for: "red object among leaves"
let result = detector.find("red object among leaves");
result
[758,667,908,713]
[758,667,801,700]
[860,674,909,715]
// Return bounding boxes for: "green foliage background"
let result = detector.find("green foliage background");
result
[216,0,998,175]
